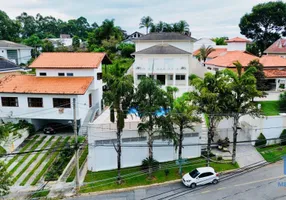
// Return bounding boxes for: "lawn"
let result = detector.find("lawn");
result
[80,157,238,193]
[257,144,286,162]
[257,101,280,116]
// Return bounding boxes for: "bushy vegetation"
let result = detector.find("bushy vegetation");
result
[0,146,6,155]
[255,133,267,147]
[280,129,286,145]
[31,190,50,198]
[141,157,160,171]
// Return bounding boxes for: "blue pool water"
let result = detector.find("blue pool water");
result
[128,107,168,117]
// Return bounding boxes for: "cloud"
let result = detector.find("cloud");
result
[0,0,271,38]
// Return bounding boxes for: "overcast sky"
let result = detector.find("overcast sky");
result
[0,0,276,39]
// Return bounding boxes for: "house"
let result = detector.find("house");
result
[193,38,216,50]
[131,32,197,96]
[122,31,145,44]
[0,40,33,65]
[88,108,201,171]
[47,34,81,48]
[0,52,111,131]
[0,58,29,78]
[264,38,286,58]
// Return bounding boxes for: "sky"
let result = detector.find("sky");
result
[0,0,278,39]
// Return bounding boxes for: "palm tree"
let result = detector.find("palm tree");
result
[104,64,134,184]
[198,45,215,65]
[223,61,262,164]
[176,20,189,33]
[139,16,154,34]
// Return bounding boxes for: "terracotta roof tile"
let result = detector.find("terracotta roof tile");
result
[29,52,106,69]
[0,75,93,94]
[204,51,258,67]
[226,37,250,43]
[264,38,286,54]
[259,55,286,67]
[264,70,286,78]
[193,48,227,59]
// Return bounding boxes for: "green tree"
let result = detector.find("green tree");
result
[223,61,262,164]
[246,60,269,91]
[42,40,54,52]
[246,42,260,56]
[0,10,20,42]
[190,72,230,166]
[23,34,42,58]
[0,161,11,196]
[211,37,228,45]
[16,12,38,38]
[239,1,286,53]
[173,20,189,33]
[135,78,171,178]
[104,64,134,183]
[118,43,135,58]
[139,16,154,34]
[72,35,80,50]
[197,45,215,64]
[279,92,286,112]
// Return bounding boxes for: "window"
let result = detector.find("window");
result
[53,98,71,108]
[67,73,74,77]
[39,72,47,76]
[97,72,102,80]
[198,172,213,178]
[168,75,173,80]
[1,97,18,107]
[189,169,200,178]
[58,73,65,76]
[28,98,43,107]
[176,75,185,80]
[149,75,154,79]
[137,75,146,80]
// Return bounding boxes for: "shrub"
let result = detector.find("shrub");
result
[164,169,170,176]
[141,157,159,171]
[279,92,286,111]
[217,156,223,161]
[280,129,286,145]
[255,133,267,147]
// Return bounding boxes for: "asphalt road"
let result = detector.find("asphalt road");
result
[70,161,286,200]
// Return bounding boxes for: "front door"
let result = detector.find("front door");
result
[157,75,166,85]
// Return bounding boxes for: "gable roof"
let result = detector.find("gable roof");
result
[264,38,286,54]
[0,40,32,49]
[204,51,258,67]
[133,32,196,42]
[0,58,22,72]
[132,44,191,55]
[193,48,227,59]
[226,37,250,43]
[29,52,111,69]
[264,70,286,78]
[0,75,93,95]
[259,55,286,67]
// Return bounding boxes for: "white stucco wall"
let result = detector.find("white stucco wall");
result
[0,48,32,64]
[194,38,216,50]
[135,41,194,53]
[227,43,246,51]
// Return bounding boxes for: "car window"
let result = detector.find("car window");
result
[189,169,200,178]
[199,172,213,178]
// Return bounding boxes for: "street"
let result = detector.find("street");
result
[70,161,286,200]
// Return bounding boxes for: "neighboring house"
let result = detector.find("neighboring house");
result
[47,34,82,48]
[88,108,201,171]
[264,38,286,58]
[0,52,111,131]
[0,40,32,65]
[0,58,28,78]
[132,32,197,96]
[193,38,216,50]
[122,31,145,44]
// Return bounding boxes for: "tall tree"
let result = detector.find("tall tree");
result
[239,1,286,53]
[139,16,154,34]
[197,45,215,64]
[190,72,230,166]
[246,60,269,91]
[0,161,11,196]
[135,78,171,178]
[0,10,20,42]
[223,61,262,164]
[16,12,38,39]
[72,35,80,50]
[104,64,134,184]
[212,37,228,45]
[42,40,54,52]
[174,20,189,33]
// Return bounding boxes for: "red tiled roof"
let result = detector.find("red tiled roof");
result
[204,51,258,67]
[264,38,286,54]
[259,55,286,67]
[29,52,106,69]
[193,48,227,59]
[226,37,250,43]
[0,75,93,94]
[264,70,286,78]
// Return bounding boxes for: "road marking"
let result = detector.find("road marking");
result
[234,175,285,187]
[201,190,211,194]
[217,187,226,190]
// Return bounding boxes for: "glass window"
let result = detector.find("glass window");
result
[168,75,173,80]
[58,73,65,76]
[97,72,102,80]
[1,97,18,107]
[67,73,74,76]
[189,169,200,178]
[176,75,186,80]
[28,98,43,107]
[39,72,47,76]
[199,172,213,178]
[53,98,71,108]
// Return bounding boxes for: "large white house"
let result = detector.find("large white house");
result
[0,52,111,131]
[131,32,197,96]
[0,40,32,65]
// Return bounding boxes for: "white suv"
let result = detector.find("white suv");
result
[182,167,219,188]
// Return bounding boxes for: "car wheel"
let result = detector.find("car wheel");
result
[190,183,196,189]
[212,179,219,184]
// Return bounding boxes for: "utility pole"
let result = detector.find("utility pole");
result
[73,98,80,194]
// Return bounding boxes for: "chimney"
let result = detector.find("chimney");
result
[226,37,250,51]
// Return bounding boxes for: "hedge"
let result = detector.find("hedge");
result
[280,129,286,145]
[19,136,56,185]
[255,133,267,147]
[6,135,40,168]
[31,136,70,185]
[9,136,46,177]
[66,145,88,182]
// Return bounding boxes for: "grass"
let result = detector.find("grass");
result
[257,101,280,116]
[81,157,238,193]
[19,136,57,186]
[9,136,46,177]
[66,145,88,182]
[31,189,50,198]
[5,135,40,168]
[257,144,286,162]
[30,136,65,185]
